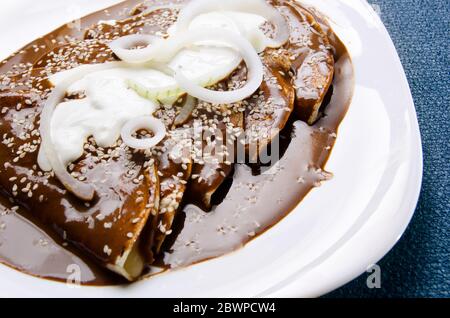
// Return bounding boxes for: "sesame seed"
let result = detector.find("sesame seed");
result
[131,218,140,224]
[103,245,112,256]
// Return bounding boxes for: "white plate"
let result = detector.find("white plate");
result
[0,0,422,297]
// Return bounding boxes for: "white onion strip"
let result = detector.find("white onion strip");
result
[106,4,184,63]
[173,30,264,104]
[40,62,125,201]
[174,0,289,48]
[174,96,196,126]
[108,34,162,64]
[121,116,166,150]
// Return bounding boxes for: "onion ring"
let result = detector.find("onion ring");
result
[121,116,167,150]
[108,4,184,63]
[108,34,163,64]
[111,29,263,104]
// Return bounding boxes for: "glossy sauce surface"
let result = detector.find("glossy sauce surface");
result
[0,0,353,285]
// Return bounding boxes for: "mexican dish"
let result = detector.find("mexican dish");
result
[0,0,354,284]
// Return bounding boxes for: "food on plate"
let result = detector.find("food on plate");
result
[0,0,353,284]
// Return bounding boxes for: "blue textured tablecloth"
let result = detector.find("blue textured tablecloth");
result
[325,0,449,298]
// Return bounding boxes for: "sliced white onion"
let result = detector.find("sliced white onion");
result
[175,0,289,48]
[40,63,121,201]
[108,4,186,63]
[174,96,196,126]
[173,30,264,104]
[121,116,166,150]
[115,29,264,104]
[108,34,163,64]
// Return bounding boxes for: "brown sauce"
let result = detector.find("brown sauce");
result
[0,0,354,285]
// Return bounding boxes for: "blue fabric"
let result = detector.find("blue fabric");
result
[325,0,450,298]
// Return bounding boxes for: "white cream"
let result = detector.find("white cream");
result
[38,76,157,170]
[190,11,268,52]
